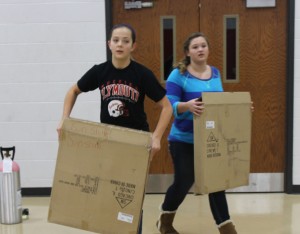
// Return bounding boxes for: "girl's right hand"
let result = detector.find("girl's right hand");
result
[56,119,64,139]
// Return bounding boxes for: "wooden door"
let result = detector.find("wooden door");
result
[199,0,287,173]
[111,0,287,177]
[112,0,200,174]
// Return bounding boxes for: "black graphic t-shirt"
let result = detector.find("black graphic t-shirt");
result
[77,60,166,131]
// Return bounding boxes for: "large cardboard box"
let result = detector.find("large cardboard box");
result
[193,92,252,194]
[48,118,152,234]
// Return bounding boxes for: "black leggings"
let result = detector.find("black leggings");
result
[162,141,230,225]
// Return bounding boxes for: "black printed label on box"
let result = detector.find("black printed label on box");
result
[111,180,136,208]
[226,138,248,155]
[58,174,100,195]
[206,132,221,158]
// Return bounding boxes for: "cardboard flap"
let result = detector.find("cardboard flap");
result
[62,118,152,148]
[202,92,251,105]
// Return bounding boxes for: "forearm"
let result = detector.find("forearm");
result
[57,84,81,134]
[149,100,172,159]
[61,92,77,119]
[152,103,173,140]
[176,101,190,114]
[61,84,81,120]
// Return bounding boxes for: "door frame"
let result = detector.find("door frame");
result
[286,0,299,194]
[105,0,298,194]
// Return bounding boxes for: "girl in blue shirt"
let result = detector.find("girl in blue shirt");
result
[157,32,238,234]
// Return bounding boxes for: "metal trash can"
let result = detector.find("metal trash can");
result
[0,146,22,224]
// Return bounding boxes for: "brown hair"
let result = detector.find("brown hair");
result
[176,32,210,74]
[110,23,136,43]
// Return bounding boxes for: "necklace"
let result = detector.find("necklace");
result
[188,65,211,79]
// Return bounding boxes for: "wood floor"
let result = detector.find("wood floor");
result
[0,193,299,234]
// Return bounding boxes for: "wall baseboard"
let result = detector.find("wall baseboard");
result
[20,173,286,196]
[22,187,51,196]
[146,173,284,193]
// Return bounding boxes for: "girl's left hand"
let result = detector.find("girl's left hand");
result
[149,136,161,161]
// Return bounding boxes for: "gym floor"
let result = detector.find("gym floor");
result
[0,193,299,234]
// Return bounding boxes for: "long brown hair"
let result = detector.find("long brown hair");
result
[176,32,210,74]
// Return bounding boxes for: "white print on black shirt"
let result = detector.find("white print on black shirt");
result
[102,82,139,118]
[101,83,139,102]
[108,100,125,117]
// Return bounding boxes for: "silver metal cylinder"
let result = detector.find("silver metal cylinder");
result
[0,171,22,224]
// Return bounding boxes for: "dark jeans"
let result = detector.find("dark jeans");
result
[137,209,143,234]
[162,141,230,225]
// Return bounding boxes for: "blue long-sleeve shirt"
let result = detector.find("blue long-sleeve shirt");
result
[166,66,223,143]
